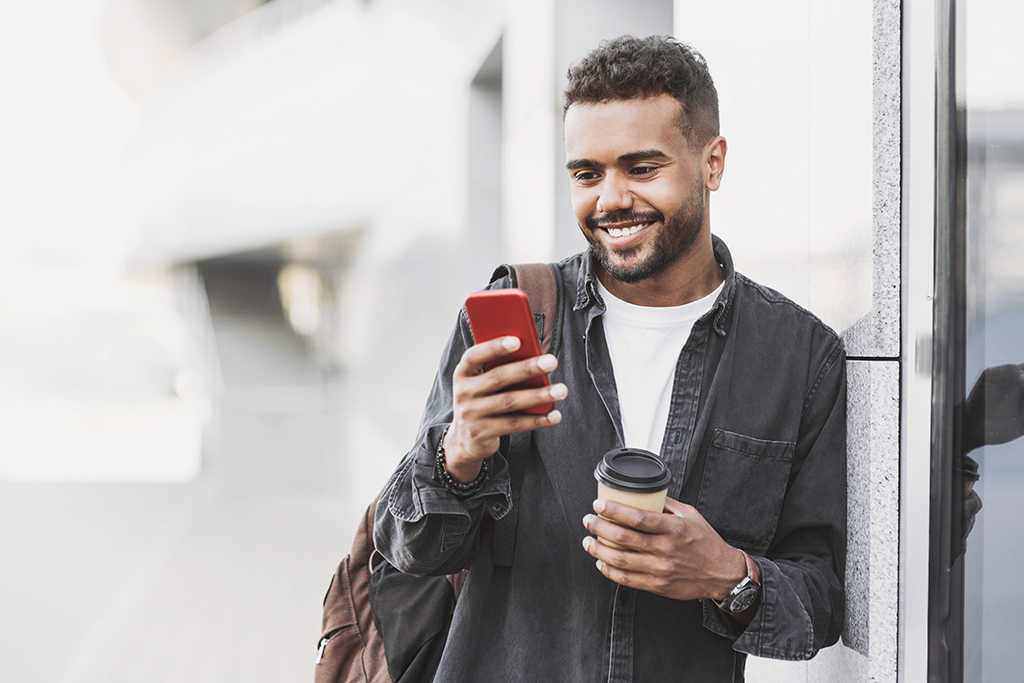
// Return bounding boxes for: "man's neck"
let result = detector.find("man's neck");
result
[595,234,724,307]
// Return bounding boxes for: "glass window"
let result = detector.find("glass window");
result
[960,0,1024,679]
[933,1,1024,681]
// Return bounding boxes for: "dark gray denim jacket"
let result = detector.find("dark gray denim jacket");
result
[374,236,847,683]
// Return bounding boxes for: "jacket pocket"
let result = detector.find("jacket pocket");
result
[696,429,795,552]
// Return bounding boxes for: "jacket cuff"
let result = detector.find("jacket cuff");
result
[700,557,819,659]
[702,556,816,660]
[388,425,513,523]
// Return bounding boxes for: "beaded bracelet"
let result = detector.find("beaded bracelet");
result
[435,425,489,497]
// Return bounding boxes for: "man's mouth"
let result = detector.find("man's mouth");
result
[587,210,663,239]
[606,223,650,238]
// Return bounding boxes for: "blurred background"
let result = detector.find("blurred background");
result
[1,1,494,680]
[5,0,1017,682]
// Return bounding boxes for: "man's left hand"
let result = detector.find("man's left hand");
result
[582,497,746,603]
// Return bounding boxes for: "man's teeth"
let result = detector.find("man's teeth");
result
[608,224,645,237]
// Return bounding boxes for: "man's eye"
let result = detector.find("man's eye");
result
[573,171,599,182]
[630,166,657,176]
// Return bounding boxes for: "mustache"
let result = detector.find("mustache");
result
[586,209,664,231]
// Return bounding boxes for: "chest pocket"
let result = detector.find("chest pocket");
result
[695,429,795,553]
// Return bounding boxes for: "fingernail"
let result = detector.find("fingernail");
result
[538,354,557,371]
[583,514,594,528]
[547,410,562,424]
[550,383,568,400]
[596,560,605,571]
[593,499,606,514]
[503,336,521,350]
[582,537,593,551]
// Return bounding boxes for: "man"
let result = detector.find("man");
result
[374,35,846,681]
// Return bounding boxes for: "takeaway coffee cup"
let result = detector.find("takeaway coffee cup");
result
[593,448,672,548]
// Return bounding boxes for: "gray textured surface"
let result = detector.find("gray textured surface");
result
[846,360,900,681]
[841,0,902,359]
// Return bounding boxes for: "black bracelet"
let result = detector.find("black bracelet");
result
[435,425,489,497]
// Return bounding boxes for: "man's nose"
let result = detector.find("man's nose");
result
[597,172,633,214]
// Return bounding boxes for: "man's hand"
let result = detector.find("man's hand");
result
[581,497,746,603]
[444,336,567,483]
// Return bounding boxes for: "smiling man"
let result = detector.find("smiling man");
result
[375,35,847,682]
[566,96,717,298]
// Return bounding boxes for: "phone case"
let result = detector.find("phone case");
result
[464,288,554,415]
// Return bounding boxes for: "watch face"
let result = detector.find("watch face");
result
[728,586,759,613]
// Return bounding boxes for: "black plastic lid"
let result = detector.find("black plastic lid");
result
[593,448,672,493]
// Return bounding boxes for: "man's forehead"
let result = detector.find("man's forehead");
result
[564,95,688,157]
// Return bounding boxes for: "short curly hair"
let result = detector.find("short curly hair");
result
[563,35,720,148]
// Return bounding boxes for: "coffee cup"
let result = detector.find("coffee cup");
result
[593,447,672,548]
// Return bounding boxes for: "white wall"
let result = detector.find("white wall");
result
[127,0,505,270]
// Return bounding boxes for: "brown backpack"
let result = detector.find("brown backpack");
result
[314,263,564,683]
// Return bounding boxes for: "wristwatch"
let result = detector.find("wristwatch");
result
[715,550,761,614]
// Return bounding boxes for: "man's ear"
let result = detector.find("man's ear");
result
[704,136,727,191]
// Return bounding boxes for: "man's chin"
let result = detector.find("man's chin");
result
[606,266,655,285]
[590,244,657,285]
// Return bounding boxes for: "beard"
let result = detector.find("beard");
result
[584,188,705,285]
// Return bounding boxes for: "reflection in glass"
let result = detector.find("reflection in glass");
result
[960,1,1024,679]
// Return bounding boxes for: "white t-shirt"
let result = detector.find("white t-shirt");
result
[596,278,724,455]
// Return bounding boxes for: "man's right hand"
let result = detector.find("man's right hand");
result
[443,336,567,483]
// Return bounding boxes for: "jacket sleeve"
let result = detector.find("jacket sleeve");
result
[373,305,514,577]
[705,337,848,660]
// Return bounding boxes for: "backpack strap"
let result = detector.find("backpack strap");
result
[489,263,564,567]
[494,263,564,357]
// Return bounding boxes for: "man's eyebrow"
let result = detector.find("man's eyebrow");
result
[565,149,669,171]
[566,158,596,171]
[618,149,669,163]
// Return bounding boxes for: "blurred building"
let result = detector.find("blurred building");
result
[2,0,1021,682]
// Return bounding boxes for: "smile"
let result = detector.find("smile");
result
[606,223,650,237]
[585,210,663,245]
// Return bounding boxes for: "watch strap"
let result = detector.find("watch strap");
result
[715,549,761,613]
[740,549,760,584]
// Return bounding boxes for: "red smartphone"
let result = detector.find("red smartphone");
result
[464,288,554,415]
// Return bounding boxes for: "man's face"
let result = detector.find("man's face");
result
[564,95,710,285]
